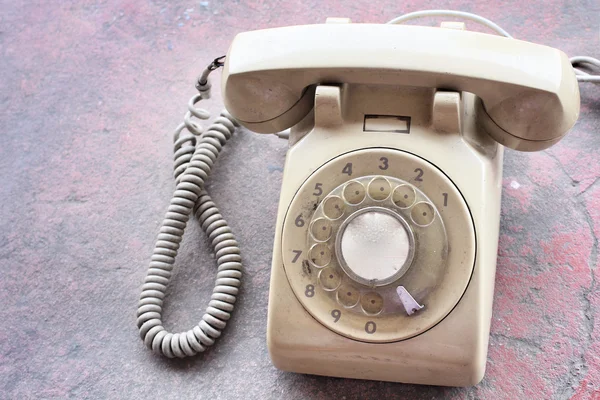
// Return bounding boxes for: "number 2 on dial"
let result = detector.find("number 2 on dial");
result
[414,168,424,182]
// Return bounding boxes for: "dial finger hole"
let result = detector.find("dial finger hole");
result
[367,177,391,201]
[309,243,332,268]
[336,285,360,308]
[410,202,435,227]
[342,181,366,205]
[323,196,345,220]
[392,184,416,209]
[360,292,384,316]
[310,218,332,242]
[318,267,342,291]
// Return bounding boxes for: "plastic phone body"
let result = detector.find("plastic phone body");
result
[221,20,580,386]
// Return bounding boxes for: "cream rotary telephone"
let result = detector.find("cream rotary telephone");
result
[137,11,599,387]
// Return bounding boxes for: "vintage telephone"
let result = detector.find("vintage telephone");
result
[136,11,599,386]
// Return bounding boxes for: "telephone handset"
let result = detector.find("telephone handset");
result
[222,23,579,150]
[137,13,596,387]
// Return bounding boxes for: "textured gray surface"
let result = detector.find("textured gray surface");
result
[1,0,600,398]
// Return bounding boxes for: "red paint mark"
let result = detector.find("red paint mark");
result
[539,226,593,271]
[519,244,534,257]
[483,341,552,398]
[508,224,525,233]
[497,234,518,258]
[528,152,558,187]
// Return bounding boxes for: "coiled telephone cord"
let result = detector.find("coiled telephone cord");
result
[137,60,242,358]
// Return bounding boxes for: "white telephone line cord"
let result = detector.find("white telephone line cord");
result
[388,10,600,83]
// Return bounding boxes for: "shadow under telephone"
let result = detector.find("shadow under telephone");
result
[136,11,599,387]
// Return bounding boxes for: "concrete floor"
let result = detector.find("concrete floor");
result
[1,0,599,398]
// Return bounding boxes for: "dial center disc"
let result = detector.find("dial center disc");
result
[336,207,415,286]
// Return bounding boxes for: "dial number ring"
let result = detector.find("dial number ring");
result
[281,148,475,343]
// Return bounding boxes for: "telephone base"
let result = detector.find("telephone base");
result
[266,86,503,386]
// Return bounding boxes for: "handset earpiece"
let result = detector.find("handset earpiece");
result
[222,23,580,150]
[474,64,580,151]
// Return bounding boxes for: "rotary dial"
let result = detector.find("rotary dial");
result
[281,148,475,342]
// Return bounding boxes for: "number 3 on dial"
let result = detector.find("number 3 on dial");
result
[379,157,388,170]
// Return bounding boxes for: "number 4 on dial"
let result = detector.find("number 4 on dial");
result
[342,163,353,176]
